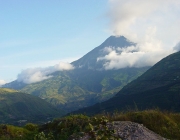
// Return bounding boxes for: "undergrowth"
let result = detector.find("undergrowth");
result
[106,109,180,139]
[0,110,180,139]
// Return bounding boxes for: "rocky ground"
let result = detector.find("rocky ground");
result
[69,121,168,140]
[107,121,168,140]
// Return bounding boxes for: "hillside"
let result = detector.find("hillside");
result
[116,50,180,95]
[71,35,135,69]
[73,51,180,115]
[2,110,179,140]
[0,88,63,125]
[3,36,149,113]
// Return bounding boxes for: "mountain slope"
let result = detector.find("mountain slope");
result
[0,88,63,124]
[118,51,180,95]
[71,36,135,69]
[18,67,148,113]
[73,51,180,115]
[3,36,149,113]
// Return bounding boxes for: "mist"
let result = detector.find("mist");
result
[0,80,6,87]
[103,0,180,69]
[174,42,180,51]
[17,62,74,84]
[98,46,170,70]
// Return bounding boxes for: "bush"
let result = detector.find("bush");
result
[24,123,38,132]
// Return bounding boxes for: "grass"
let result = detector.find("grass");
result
[103,109,180,139]
[0,109,180,139]
[0,123,38,140]
[39,109,180,139]
[0,88,18,94]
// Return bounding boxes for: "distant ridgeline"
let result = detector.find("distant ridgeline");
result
[73,51,180,115]
[3,36,149,113]
[0,88,63,125]
[71,36,136,70]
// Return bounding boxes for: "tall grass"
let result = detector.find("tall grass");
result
[0,123,38,140]
[104,109,180,139]
[0,110,180,139]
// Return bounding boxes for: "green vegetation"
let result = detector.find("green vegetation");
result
[118,51,180,95]
[74,51,180,116]
[0,88,63,125]
[109,109,180,139]
[2,39,180,139]
[36,110,180,140]
[3,36,149,113]
[0,110,179,139]
[0,88,18,93]
[0,123,38,140]
[14,68,147,113]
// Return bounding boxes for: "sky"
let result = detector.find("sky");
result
[1,0,180,85]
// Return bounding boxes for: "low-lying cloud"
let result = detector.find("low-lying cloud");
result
[173,42,180,52]
[103,0,180,69]
[98,46,171,70]
[0,80,6,86]
[17,62,74,84]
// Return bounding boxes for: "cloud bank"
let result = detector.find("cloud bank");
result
[98,46,170,70]
[17,62,74,84]
[103,0,180,69]
[108,0,180,44]
[173,42,180,51]
[0,80,6,86]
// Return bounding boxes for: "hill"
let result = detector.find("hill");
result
[0,88,63,125]
[2,110,179,140]
[73,51,180,115]
[3,36,149,113]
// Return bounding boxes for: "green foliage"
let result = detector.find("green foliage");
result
[24,123,38,132]
[37,114,120,139]
[117,51,180,95]
[0,124,36,140]
[86,116,120,140]
[0,88,18,94]
[53,114,89,139]
[108,110,180,139]
[6,67,148,113]
[74,52,180,116]
[0,88,62,125]
[34,132,55,140]
[0,110,180,139]
[37,110,180,139]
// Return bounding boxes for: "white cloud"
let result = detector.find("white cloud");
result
[54,62,74,71]
[98,46,171,69]
[107,0,180,48]
[17,68,53,84]
[98,25,174,69]
[173,42,180,51]
[100,0,180,69]
[0,80,6,86]
[17,62,74,84]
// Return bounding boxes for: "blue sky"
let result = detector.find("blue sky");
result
[1,0,180,85]
[0,0,110,83]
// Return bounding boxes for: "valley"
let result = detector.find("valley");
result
[0,88,63,125]
[1,36,180,140]
[73,51,180,115]
[3,36,149,113]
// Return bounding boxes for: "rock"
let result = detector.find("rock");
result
[69,121,168,140]
[107,121,168,140]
